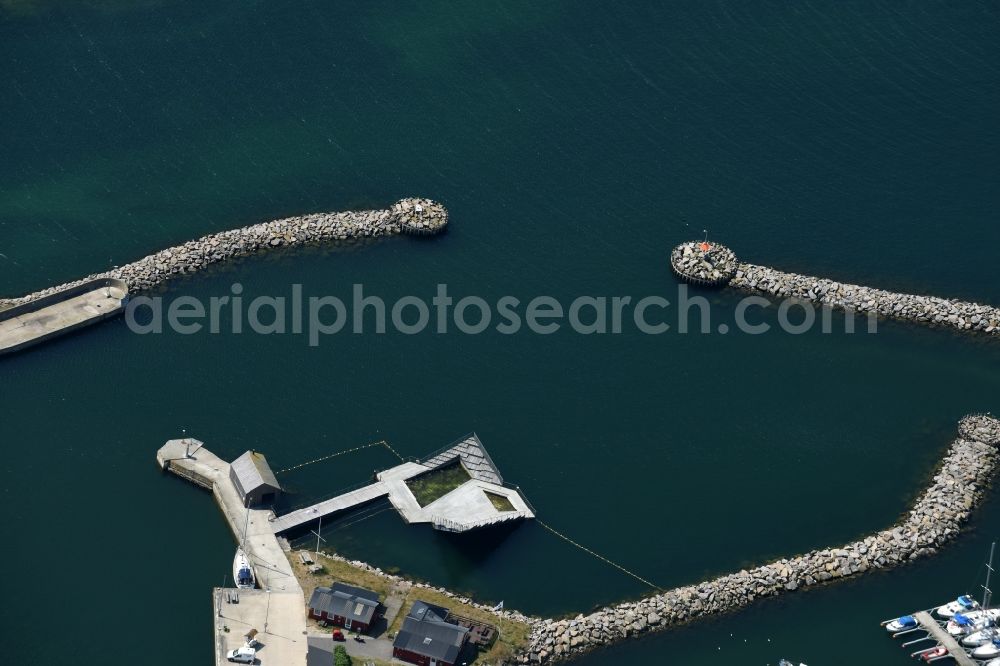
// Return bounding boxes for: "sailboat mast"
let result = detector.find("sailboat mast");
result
[983,541,995,609]
[241,505,251,551]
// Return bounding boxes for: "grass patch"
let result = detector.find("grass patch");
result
[288,549,531,666]
[405,461,470,507]
[484,491,516,512]
[289,550,394,618]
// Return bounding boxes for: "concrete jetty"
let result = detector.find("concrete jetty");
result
[0,197,447,315]
[270,434,534,534]
[157,438,307,665]
[671,240,1000,335]
[0,278,127,355]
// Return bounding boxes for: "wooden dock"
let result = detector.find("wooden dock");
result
[268,481,391,534]
[914,611,976,666]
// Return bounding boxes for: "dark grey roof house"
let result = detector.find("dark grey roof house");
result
[392,600,470,666]
[308,583,381,632]
[229,450,282,507]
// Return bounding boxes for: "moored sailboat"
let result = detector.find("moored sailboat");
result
[233,547,255,589]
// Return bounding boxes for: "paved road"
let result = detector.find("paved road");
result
[307,634,393,666]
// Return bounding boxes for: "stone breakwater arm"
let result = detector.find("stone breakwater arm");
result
[0,197,447,308]
[523,415,1000,664]
[730,262,1000,335]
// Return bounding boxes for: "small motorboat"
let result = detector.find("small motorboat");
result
[961,626,998,647]
[920,646,947,662]
[233,548,255,589]
[886,615,919,632]
[973,638,1000,660]
[936,594,979,618]
[777,660,807,666]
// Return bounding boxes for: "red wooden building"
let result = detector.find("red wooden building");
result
[392,600,470,666]
[307,583,381,634]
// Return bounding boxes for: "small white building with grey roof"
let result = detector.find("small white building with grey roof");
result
[229,450,282,507]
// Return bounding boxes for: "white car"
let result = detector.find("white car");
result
[227,646,256,663]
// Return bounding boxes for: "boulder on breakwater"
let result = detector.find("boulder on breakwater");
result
[669,240,738,285]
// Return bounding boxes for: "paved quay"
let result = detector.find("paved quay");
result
[215,588,308,666]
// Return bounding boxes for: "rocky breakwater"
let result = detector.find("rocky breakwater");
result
[668,241,1000,336]
[669,241,739,286]
[522,414,1000,664]
[0,197,448,309]
[729,263,1000,335]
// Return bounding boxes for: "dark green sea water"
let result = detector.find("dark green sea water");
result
[2,2,999,664]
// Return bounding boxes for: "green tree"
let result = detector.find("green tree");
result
[333,644,352,666]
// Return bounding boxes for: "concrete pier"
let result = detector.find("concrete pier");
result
[157,439,307,665]
[0,278,127,355]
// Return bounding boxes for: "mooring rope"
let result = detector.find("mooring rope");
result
[537,519,663,592]
[380,440,405,462]
[276,439,401,474]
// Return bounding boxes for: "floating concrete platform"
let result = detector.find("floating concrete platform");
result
[0,278,127,355]
[270,434,534,534]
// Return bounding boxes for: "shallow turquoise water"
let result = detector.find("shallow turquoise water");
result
[1,2,999,665]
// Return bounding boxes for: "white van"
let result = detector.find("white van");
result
[226,646,256,663]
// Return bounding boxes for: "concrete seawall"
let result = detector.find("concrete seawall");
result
[0,197,447,310]
[521,414,1000,663]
